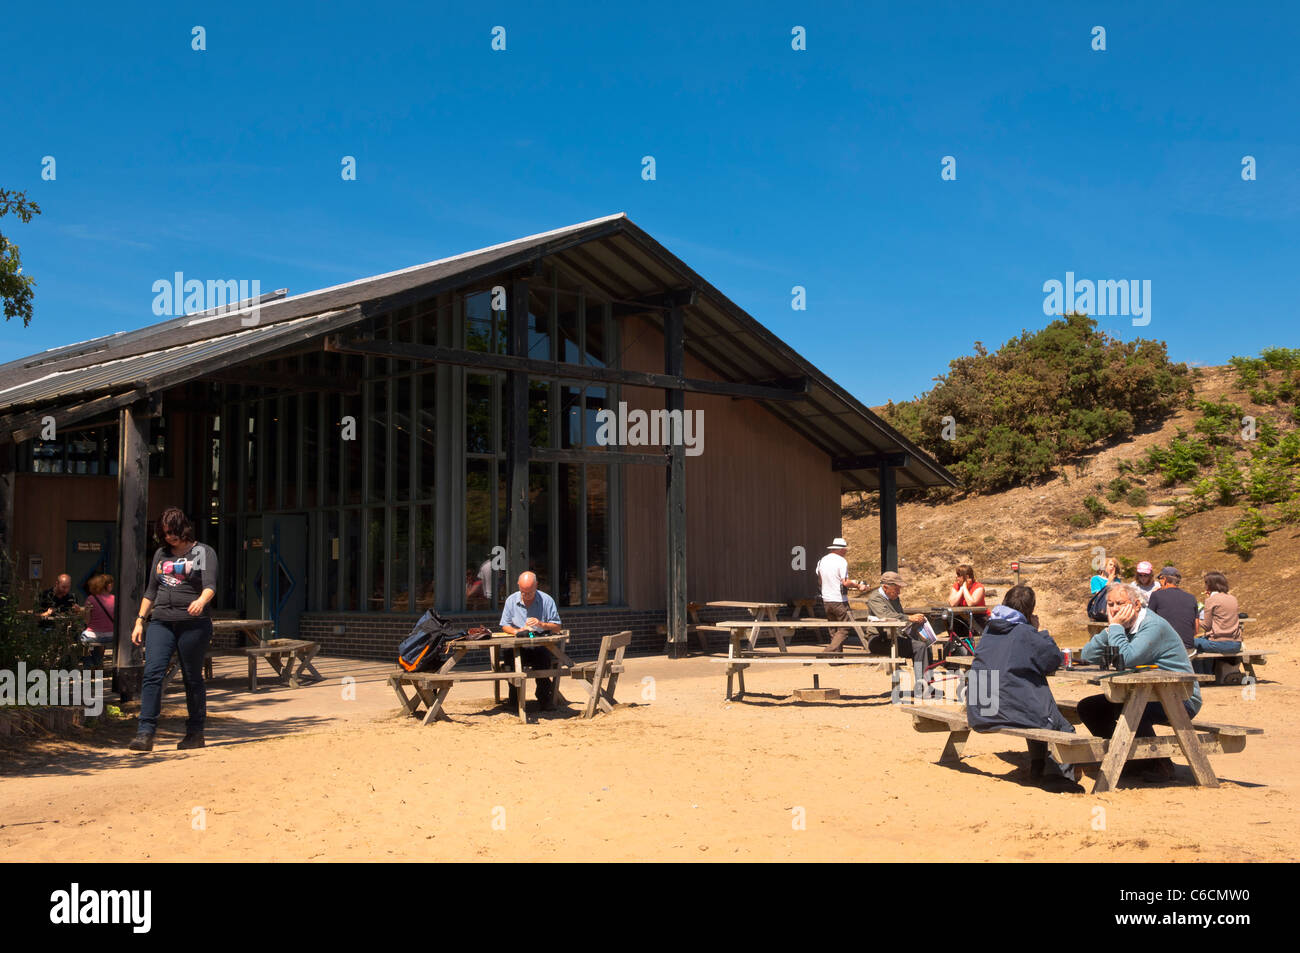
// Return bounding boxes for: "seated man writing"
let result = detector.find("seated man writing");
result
[499,571,563,709]
[966,585,1079,789]
[1078,582,1202,779]
[866,571,935,698]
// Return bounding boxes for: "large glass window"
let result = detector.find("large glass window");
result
[19,417,168,476]
[212,283,617,615]
[368,379,388,503]
[392,507,410,611]
[586,464,609,604]
[465,291,504,353]
[417,372,436,496]
[394,376,412,502]
[415,503,435,610]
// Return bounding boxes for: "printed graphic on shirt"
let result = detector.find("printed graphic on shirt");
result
[157,550,202,587]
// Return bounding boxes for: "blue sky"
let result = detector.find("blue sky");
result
[2,1,1296,405]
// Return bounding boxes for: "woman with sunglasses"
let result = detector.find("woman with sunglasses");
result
[128,507,219,752]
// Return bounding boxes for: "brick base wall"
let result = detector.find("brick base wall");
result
[296,608,671,662]
[211,605,819,661]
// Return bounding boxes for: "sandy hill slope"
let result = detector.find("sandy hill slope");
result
[845,366,1295,644]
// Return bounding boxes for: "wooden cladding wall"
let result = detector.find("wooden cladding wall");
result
[620,315,841,609]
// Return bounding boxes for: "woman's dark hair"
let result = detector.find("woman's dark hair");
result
[1002,584,1036,617]
[1203,571,1230,594]
[955,564,975,582]
[156,507,196,545]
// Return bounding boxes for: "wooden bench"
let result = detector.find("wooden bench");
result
[163,639,321,692]
[791,598,818,620]
[717,647,906,701]
[391,666,569,725]
[569,631,631,719]
[655,602,720,654]
[1189,650,1272,686]
[904,705,1262,792]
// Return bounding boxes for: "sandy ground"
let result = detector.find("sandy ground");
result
[2,638,1298,862]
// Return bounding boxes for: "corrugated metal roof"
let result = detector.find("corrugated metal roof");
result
[0,214,628,393]
[0,308,362,412]
[0,214,955,489]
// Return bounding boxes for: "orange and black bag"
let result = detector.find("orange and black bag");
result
[398,610,459,672]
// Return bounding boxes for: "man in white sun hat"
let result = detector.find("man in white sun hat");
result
[816,537,863,652]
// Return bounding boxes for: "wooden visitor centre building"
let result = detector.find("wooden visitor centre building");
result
[0,214,954,676]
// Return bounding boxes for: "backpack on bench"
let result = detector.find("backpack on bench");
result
[398,610,462,672]
[1086,587,1110,623]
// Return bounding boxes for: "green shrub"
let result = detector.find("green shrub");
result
[1213,455,1243,505]
[1245,457,1291,504]
[1229,355,1265,388]
[1083,495,1108,520]
[1106,477,1131,502]
[1137,512,1179,543]
[1274,499,1300,525]
[1194,399,1245,445]
[1067,512,1094,529]
[1125,487,1150,507]
[1117,556,1136,577]
[1260,347,1300,371]
[1224,509,1267,557]
[1158,434,1213,485]
[882,313,1192,493]
[1178,478,1214,515]
[0,590,79,672]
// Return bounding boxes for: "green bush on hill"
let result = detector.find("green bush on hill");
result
[881,313,1192,493]
[1132,348,1300,557]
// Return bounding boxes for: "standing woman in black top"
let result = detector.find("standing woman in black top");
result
[128,507,219,752]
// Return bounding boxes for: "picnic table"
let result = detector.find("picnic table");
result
[161,619,321,692]
[908,662,1262,792]
[715,620,908,700]
[1050,665,1257,791]
[212,618,274,645]
[704,601,787,650]
[389,631,573,726]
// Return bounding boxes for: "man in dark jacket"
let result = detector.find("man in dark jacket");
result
[966,585,1079,788]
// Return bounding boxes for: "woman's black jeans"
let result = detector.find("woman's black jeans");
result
[138,617,212,735]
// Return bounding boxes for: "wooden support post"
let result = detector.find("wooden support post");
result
[878,461,898,573]
[0,443,14,591]
[505,280,531,583]
[114,401,150,701]
[664,302,688,659]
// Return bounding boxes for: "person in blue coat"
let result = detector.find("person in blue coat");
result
[966,585,1078,787]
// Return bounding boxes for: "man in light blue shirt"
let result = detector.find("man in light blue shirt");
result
[499,572,563,707]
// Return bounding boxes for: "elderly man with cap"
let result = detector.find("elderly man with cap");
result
[865,571,935,697]
[1147,565,1198,652]
[1134,561,1160,602]
[816,537,863,652]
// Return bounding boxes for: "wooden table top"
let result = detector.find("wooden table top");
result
[211,619,273,632]
[452,633,569,649]
[705,601,784,610]
[1052,666,1200,685]
[717,618,907,628]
